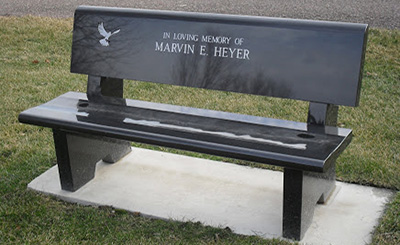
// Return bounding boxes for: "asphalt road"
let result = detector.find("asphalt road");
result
[1,0,399,29]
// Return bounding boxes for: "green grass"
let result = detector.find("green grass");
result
[0,16,399,244]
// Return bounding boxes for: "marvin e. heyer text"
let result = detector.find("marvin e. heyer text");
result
[155,32,250,60]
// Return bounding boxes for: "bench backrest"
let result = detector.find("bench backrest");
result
[71,6,368,107]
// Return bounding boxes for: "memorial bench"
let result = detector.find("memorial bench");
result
[18,6,368,240]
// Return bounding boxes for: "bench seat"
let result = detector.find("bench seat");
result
[19,91,352,173]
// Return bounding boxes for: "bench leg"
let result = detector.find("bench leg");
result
[53,129,131,191]
[282,165,335,240]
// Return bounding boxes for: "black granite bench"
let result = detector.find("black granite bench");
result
[19,6,368,240]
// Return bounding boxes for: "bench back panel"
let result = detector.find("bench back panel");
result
[71,6,368,106]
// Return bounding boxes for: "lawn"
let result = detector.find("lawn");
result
[0,16,399,244]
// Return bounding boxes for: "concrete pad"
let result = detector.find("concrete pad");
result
[28,147,394,244]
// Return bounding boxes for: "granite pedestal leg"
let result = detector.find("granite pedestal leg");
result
[282,165,335,240]
[53,129,131,191]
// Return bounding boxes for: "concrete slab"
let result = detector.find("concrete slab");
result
[28,147,394,244]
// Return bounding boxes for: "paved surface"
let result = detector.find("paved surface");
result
[1,0,399,29]
[29,147,394,244]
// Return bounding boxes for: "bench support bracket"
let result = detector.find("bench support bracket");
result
[87,75,126,105]
[282,102,339,240]
[53,130,131,191]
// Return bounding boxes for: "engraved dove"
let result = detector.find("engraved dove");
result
[98,22,120,47]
